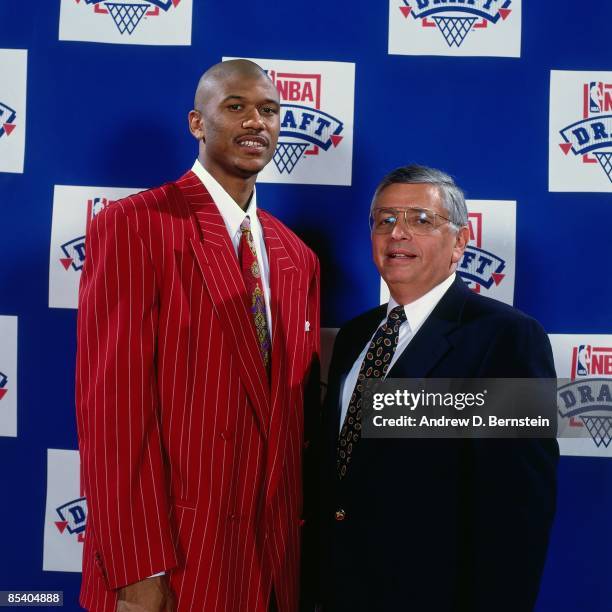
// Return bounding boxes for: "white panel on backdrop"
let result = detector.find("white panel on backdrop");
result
[549,70,612,192]
[0,49,27,174]
[224,57,355,186]
[388,0,521,57]
[380,200,516,305]
[49,185,144,309]
[0,315,18,437]
[43,449,85,573]
[59,0,193,46]
[549,334,612,458]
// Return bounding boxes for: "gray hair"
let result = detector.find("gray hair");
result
[371,164,469,229]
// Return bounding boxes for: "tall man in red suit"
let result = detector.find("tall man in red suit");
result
[76,59,320,612]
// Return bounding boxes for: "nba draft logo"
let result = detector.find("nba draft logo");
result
[550,71,612,192]
[54,497,87,543]
[49,185,142,309]
[0,372,7,401]
[59,0,193,46]
[0,316,18,438]
[225,57,355,186]
[44,449,85,572]
[380,200,516,305]
[76,0,180,36]
[549,335,612,458]
[0,102,17,140]
[388,0,521,57]
[268,70,344,175]
[0,49,27,174]
[59,197,108,272]
[459,211,507,293]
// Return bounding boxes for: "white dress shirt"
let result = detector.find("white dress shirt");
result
[339,273,457,431]
[191,159,272,334]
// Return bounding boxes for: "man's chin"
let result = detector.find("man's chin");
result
[235,158,272,178]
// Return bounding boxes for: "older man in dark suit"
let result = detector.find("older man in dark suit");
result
[319,165,558,612]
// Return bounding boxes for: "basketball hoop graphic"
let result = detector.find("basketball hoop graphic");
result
[558,378,612,449]
[273,142,309,175]
[433,16,477,47]
[581,415,612,448]
[594,152,612,183]
[398,0,512,49]
[105,3,149,34]
[80,0,179,36]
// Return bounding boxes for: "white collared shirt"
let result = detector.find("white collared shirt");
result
[191,159,272,333]
[339,273,456,431]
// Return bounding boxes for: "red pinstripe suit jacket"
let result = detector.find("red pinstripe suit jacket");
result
[75,171,320,612]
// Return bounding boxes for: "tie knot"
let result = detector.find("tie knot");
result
[240,216,251,233]
[387,305,406,326]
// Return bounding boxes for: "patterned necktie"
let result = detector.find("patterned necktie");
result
[239,216,271,377]
[337,305,407,478]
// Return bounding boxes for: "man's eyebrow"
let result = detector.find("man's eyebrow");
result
[220,95,279,105]
[221,95,246,103]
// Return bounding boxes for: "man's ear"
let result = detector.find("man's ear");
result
[188,109,205,141]
[451,225,469,264]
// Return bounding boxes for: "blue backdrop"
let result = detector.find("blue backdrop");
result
[1,1,611,610]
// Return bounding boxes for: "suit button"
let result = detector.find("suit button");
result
[335,509,346,521]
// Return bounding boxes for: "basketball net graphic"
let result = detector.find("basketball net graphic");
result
[580,415,612,448]
[433,16,477,47]
[273,142,308,174]
[105,3,149,34]
[594,152,612,183]
[82,0,179,36]
[398,2,512,49]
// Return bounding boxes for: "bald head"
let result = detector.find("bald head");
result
[194,59,273,111]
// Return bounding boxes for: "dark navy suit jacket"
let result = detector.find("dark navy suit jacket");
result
[319,276,558,612]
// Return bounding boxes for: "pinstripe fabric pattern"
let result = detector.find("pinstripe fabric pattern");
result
[75,171,320,612]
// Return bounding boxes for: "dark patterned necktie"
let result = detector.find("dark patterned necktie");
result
[337,305,407,478]
[239,216,271,376]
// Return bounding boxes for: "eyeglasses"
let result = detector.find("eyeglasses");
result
[370,207,454,235]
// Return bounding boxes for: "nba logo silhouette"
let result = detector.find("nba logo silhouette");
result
[576,345,591,377]
[571,344,612,380]
[589,82,603,113]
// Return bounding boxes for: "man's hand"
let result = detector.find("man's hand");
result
[116,576,175,612]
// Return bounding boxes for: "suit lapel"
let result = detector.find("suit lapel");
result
[388,276,469,378]
[332,306,387,434]
[177,172,271,434]
[257,211,299,504]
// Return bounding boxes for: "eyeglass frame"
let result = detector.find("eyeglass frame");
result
[369,205,459,235]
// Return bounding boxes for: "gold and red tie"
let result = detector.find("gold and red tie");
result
[337,305,407,478]
[239,216,271,376]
